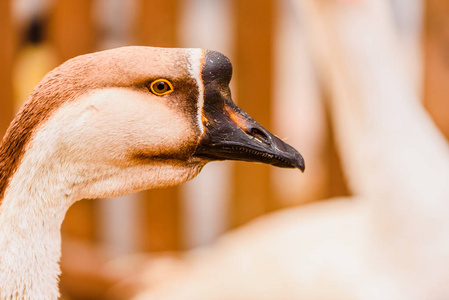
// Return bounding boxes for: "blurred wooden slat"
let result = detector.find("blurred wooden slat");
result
[136,0,182,251]
[48,0,95,61]
[136,0,178,48]
[323,92,350,198]
[232,0,275,226]
[0,0,15,138]
[423,0,449,139]
[48,0,97,242]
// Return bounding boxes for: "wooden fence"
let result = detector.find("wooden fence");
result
[1,0,448,298]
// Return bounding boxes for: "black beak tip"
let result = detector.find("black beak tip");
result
[295,154,305,173]
[275,141,305,172]
[282,150,305,172]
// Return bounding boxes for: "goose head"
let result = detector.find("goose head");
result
[1,46,304,203]
[0,46,304,300]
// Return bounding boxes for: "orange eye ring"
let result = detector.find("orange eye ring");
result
[149,79,174,96]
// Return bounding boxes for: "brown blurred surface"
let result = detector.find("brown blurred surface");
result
[49,0,95,61]
[423,0,449,139]
[0,0,15,138]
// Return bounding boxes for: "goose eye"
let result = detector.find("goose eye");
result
[149,79,173,96]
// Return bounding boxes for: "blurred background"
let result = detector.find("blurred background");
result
[0,0,448,299]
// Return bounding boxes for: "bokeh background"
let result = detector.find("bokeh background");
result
[0,0,448,299]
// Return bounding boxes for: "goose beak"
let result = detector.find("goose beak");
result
[193,50,304,172]
[194,95,305,172]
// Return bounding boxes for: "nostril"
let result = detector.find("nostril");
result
[248,127,270,144]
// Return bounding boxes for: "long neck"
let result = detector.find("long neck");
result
[300,1,449,235]
[0,141,72,299]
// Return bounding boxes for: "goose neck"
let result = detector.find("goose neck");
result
[0,152,72,299]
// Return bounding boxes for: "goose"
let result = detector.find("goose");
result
[0,46,305,299]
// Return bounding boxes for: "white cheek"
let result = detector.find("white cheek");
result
[47,88,193,164]
[14,87,202,202]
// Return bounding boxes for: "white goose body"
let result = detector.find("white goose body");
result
[0,47,304,299]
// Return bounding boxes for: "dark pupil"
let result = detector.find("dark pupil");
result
[156,82,167,92]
